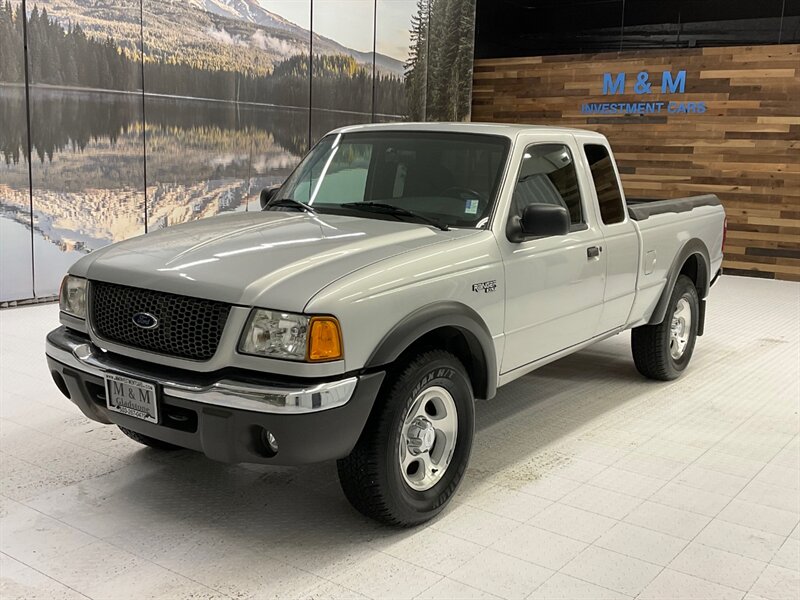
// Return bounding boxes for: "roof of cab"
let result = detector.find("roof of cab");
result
[329,121,606,140]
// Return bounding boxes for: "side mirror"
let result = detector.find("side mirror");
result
[259,186,280,210]
[507,204,570,242]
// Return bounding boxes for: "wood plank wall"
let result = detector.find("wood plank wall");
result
[472,44,800,281]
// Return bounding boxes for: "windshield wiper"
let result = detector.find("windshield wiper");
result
[267,198,317,216]
[340,202,449,231]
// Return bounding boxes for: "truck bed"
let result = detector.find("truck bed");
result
[626,194,721,221]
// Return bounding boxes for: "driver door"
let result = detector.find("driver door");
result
[498,135,607,374]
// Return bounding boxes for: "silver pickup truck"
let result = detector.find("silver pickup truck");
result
[46,123,725,526]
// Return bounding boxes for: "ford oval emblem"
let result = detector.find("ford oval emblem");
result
[132,312,159,330]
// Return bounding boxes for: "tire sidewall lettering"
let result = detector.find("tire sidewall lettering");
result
[408,367,456,403]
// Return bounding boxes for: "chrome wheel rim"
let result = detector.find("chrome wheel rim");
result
[669,295,692,360]
[398,385,458,492]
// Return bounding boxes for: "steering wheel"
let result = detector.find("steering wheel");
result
[441,186,486,202]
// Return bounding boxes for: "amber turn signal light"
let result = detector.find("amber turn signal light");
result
[307,316,343,361]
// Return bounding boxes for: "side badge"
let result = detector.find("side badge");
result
[472,280,497,294]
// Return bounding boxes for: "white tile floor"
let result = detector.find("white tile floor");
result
[1,275,798,600]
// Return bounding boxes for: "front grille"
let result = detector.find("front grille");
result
[90,282,231,361]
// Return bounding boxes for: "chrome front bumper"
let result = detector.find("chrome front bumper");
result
[45,327,357,415]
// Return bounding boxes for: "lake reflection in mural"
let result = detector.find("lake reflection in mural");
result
[143,97,307,232]
[2,86,307,286]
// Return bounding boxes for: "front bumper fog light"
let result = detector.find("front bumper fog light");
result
[264,430,278,453]
[59,276,88,319]
[254,428,278,458]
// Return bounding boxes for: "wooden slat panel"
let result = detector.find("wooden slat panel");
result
[472,44,800,280]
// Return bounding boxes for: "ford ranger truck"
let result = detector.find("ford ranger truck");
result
[46,123,725,526]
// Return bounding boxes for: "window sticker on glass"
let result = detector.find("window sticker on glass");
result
[465,199,480,214]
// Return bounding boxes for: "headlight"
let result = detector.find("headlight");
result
[59,276,88,319]
[239,309,343,362]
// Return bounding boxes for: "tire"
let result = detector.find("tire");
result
[337,350,475,527]
[118,426,182,451]
[631,274,700,381]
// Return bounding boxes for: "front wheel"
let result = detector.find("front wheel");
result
[337,350,474,526]
[631,274,700,381]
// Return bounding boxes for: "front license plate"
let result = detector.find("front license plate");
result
[105,374,158,423]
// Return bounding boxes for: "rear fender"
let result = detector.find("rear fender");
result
[648,238,711,328]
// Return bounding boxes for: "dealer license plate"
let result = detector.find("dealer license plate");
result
[105,373,158,423]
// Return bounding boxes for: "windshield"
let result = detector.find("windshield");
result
[277,131,510,229]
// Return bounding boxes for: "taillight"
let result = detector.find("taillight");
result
[722,217,727,252]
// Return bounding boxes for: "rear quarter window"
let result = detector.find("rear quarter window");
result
[584,144,625,225]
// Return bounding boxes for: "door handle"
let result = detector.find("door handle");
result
[587,246,602,259]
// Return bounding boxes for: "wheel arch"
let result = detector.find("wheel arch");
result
[649,238,711,326]
[365,302,498,400]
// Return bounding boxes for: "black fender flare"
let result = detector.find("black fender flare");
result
[365,302,498,400]
[649,238,711,326]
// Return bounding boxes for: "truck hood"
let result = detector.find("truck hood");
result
[72,211,479,310]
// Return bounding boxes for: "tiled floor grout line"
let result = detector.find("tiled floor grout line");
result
[525,571,635,600]
[410,575,446,600]
[0,447,63,476]
[0,414,139,464]
[0,550,95,600]
[1,445,178,505]
[0,448,136,494]
[366,548,446,599]
[411,575,502,600]
[524,532,651,599]
[0,392,78,417]
[5,495,239,600]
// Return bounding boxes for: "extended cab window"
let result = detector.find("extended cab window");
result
[509,144,583,228]
[584,144,625,225]
[279,132,509,229]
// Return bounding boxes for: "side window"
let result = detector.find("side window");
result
[584,144,625,225]
[510,144,583,228]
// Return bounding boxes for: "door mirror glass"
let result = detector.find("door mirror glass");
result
[259,186,280,210]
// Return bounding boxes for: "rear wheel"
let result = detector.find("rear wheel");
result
[631,274,699,380]
[117,426,182,451]
[337,350,474,526]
